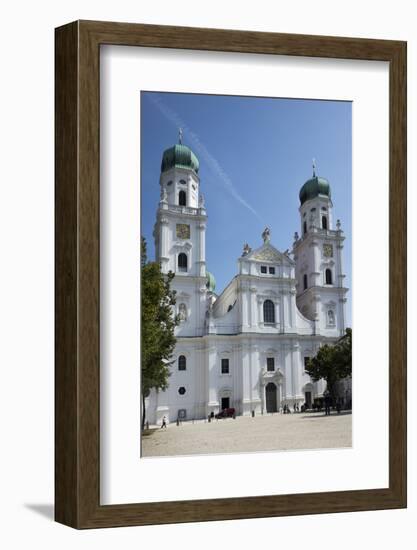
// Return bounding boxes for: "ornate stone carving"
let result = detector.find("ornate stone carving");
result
[323,243,334,258]
[252,247,281,262]
[176,223,190,239]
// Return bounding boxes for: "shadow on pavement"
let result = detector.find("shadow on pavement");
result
[301,411,352,419]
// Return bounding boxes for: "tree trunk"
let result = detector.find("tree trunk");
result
[326,379,336,404]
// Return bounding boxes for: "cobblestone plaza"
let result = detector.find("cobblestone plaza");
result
[142,411,352,458]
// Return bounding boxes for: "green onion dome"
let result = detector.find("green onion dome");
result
[299,175,331,205]
[161,144,199,174]
[206,271,216,292]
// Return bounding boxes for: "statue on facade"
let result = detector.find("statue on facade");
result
[242,243,252,256]
[178,303,187,321]
[293,231,299,242]
[160,184,167,202]
[262,227,271,243]
[199,193,205,208]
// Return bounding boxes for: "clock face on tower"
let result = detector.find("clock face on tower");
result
[323,244,333,258]
[176,224,190,239]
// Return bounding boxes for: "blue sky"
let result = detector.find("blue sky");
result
[141,92,352,327]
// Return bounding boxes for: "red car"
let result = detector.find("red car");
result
[215,407,235,419]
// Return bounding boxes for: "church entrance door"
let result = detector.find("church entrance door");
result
[265,382,278,413]
[221,397,230,410]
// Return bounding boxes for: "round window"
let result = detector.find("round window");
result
[178,387,186,395]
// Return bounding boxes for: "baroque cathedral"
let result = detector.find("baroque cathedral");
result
[145,136,349,425]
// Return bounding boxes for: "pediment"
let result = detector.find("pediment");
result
[247,243,294,265]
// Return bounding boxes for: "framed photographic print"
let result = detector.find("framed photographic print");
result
[55,20,406,528]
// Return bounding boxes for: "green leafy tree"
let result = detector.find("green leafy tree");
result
[305,328,352,399]
[141,238,179,428]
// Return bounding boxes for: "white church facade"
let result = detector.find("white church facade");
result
[146,138,349,425]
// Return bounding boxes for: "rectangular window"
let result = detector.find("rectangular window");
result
[221,358,230,374]
[267,357,275,372]
[260,266,267,274]
[304,356,310,370]
[269,267,275,274]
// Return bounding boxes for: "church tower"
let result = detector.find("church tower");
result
[292,162,348,335]
[153,131,208,337]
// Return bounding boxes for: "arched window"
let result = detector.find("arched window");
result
[328,310,335,326]
[303,273,308,290]
[178,253,188,272]
[178,190,187,206]
[263,299,275,324]
[303,221,307,235]
[325,268,332,284]
[322,216,328,230]
[178,355,186,371]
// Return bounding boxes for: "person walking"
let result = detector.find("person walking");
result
[161,416,167,429]
[324,394,331,416]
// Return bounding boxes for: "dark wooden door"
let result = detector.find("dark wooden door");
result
[221,397,230,410]
[266,383,277,413]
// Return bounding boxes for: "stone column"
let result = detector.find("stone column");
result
[257,296,263,328]
[313,295,321,333]
[207,345,219,416]
[338,297,347,335]
[240,287,249,329]
[291,342,301,404]
[197,222,206,277]
[250,287,257,328]
[310,238,321,287]
[279,294,284,333]
[289,289,297,330]
[242,342,252,415]
[251,345,261,414]
[336,235,345,288]
[282,344,292,405]
[159,216,170,273]
[275,299,281,332]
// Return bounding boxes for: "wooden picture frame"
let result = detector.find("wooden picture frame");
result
[55,20,406,529]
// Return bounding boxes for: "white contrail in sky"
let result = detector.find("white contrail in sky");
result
[147,94,262,221]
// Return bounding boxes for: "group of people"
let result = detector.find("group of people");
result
[323,395,343,415]
[280,403,301,414]
[158,397,346,428]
